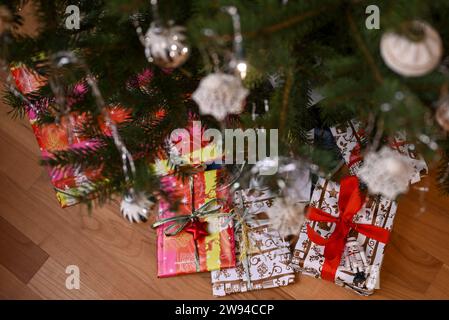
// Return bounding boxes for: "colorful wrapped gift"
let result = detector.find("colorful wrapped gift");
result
[154,120,222,176]
[210,188,295,296]
[291,176,396,295]
[330,120,428,181]
[155,169,236,277]
[10,64,131,207]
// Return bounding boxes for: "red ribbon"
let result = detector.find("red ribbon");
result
[306,176,390,281]
[389,138,406,153]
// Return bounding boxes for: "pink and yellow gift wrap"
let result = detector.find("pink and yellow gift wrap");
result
[9,64,130,207]
[157,169,236,277]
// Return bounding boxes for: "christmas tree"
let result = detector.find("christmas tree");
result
[1,0,449,214]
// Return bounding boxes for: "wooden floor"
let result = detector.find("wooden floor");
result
[1,100,449,300]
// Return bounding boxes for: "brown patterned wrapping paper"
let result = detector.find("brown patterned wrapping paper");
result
[329,120,366,175]
[330,120,428,181]
[210,189,295,296]
[291,177,397,295]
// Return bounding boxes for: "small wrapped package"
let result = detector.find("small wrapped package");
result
[330,120,428,181]
[155,169,236,277]
[211,189,295,296]
[291,176,396,295]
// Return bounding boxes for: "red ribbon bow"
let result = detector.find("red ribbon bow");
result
[306,176,390,281]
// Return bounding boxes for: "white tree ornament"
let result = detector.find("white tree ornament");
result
[144,24,189,68]
[192,73,248,121]
[380,21,442,77]
[358,147,415,199]
[265,198,306,239]
[120,192,155,223]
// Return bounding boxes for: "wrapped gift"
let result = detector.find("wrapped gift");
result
[10,65,131,207]
[329,120,366,175]
[154,169,236,277]
[330,120,428,184]
[211,221,294,296]
[154,120,222,176]
[330,120,428,181]
[211,188,295,296]
[388,132,428,184]
[234,188,276,215]
[291,176,396,295]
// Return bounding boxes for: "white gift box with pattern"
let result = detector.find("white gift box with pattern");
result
[210,189,295,296]
[330,120,428,181]
[291,177,397,295]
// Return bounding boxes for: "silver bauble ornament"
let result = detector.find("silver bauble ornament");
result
[380,21,443,77]
[358,147,415,199]
[436,99,449,131]
[143,22,189,69]
[192,72,248,121]
[120,192,155,223]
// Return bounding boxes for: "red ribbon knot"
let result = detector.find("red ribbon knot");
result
[306,176,390,281]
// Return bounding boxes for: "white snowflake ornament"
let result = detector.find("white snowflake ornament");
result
[265,198,306,239]
[120,192,155,223]
[192,73,248,121]
[358,147,415,199]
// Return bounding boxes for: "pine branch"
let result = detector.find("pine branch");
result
[40,143,105,173]
[244,5,335,39]
[346,9,383,85]
[71,179,120,209]
[2,90,26,119]
[279,70,293,136]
